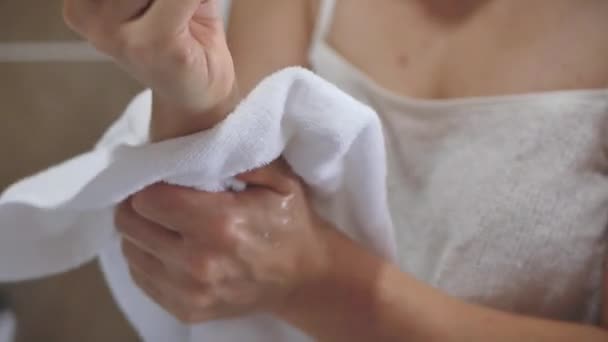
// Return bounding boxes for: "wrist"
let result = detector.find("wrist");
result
[274,228,387,340]
[150,82,240,142]
[274,227,452,342]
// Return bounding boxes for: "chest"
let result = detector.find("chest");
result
[326,0,608,100]
[373,99,608,321]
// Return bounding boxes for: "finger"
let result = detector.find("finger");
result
[121,238,165,277]
[237,159,299,194]
[62,0,100,34]
[131,183,233,235]
[64,1,151,58]
[115,200,183,262]
[128,266,191,320]
[139,0,208,34]
[103,0,154,24]
[122,238,210,291]
[129,264,215,324]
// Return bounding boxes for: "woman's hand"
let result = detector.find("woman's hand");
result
[115,159,608,340]
[114,161,332,323]
[63,0,235,114]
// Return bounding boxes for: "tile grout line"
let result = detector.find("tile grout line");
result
[0,41,110,62]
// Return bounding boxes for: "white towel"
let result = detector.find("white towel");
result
[0,67,397,341]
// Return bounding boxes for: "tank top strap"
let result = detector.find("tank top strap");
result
[311,0,338,47]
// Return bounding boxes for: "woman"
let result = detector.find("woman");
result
[63,0,608,340]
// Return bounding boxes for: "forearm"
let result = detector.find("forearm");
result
[277,229,438,341]
[278,229,608,342]
[437,304,608,342]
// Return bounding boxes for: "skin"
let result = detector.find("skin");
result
[323,0,608,99]
[63,0,608,340]
[63,0,237,138]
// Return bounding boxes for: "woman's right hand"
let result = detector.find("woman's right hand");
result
[63,0,235,114]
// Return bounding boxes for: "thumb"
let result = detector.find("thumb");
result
[237,159,300,195]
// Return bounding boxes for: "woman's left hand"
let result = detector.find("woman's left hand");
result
[114,160,332,323]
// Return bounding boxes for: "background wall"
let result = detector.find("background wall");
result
[0,1,231,341]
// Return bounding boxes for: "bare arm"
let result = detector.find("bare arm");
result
[227,0,313,94]
[277,229,608,342]
[152,0,312,140]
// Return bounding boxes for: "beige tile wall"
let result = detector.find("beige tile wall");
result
[0,1,79,41]
[1,1,142,341]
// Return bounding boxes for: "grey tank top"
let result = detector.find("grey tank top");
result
[309,0,608,323]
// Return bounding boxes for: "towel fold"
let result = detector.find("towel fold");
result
[0,67,396,341]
